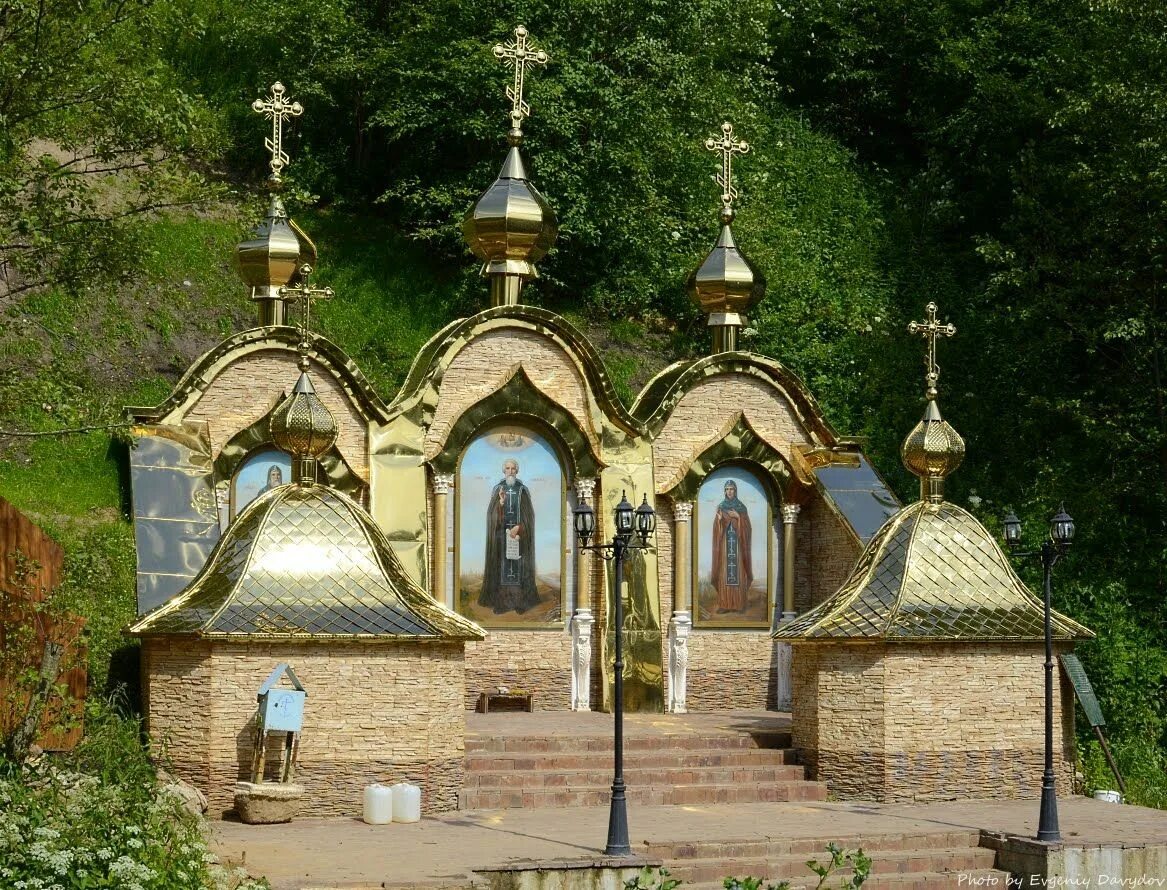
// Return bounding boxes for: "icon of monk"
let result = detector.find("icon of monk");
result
[710,479,753,612]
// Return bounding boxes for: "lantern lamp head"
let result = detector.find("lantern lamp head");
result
[1049,503,1075,549]
[1003,510,1022,549]
[573,497,596,548]
[635,493,656,546]
[615,491,635,544]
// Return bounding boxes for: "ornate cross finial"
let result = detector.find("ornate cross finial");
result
[493,25,549,140]
[705,122,750,216]
[252,82,304,183]
[908,301,956,399]
[279,264,334,367]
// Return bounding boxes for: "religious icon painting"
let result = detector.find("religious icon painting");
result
[230,448,292,519]
[693,464,773,628]
[456,424,566,628]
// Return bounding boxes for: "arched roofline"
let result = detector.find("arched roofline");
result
[127,327,392,425]
[659,412,813,502]
[632,352,842,447]
[388,306,641,437]
[428,365,605,478]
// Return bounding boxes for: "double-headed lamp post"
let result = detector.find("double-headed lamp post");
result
[573,489,656,857]
[1002,503,1076,843]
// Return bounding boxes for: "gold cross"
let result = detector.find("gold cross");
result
[908,302,956,397]
[279,264,334,362]
[705,122,750,210]
[493,26,549,133]
[252,82,304,183]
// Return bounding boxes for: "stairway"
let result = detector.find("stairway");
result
[461,730,828,810]
[647,830,1012,890]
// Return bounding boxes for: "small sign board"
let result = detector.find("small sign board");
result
[1059,653,1105,728]
[257,663,306,733]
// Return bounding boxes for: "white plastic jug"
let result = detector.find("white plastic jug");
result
[391,782,421,822]
[362,783,393,824]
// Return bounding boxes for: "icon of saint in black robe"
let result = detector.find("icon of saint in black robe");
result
[479,459,539,614]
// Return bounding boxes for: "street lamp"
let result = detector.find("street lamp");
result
[1002,503,1076,842]
[573,489,656,856]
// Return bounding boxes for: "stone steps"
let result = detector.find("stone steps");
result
[460,780,826,810]
[652,831,1008,890]
[465,732,792,754]
[462,731,823,810]
[466,765,807,788]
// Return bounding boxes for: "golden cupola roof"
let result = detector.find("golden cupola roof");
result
[126,483,485,641]
[687,122,766,354]
[462,25,558,307]
[771,499,1093,642]
[235,82,314,327]
[774,300,1093,644]
[686,206,767,322]
[235,194,317,302]
[462,143,558,282]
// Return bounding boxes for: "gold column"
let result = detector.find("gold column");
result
[780,503,801,620]
[672,501,694,613]
[432,473,454,604]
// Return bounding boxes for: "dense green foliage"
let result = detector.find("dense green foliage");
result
[1,0,1165,811]
[0,700,268,889]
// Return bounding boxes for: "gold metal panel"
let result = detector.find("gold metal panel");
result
[369,416,430,587]
[129,485,482,641]
[773,501,1093,643]
[598,455,664,713]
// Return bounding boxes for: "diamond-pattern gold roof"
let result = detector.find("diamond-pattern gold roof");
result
[129,485,483,640]
[773,500,1093,642]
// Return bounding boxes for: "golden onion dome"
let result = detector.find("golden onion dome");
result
[462,145,558,286]
[901,396,966,502]
[269,370,338,484]
[686,206,767,327]
[235,194,317,324]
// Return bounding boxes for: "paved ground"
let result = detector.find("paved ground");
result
[212,797,1167,890]
[211,711,1167,889]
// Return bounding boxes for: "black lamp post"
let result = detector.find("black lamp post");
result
[1002,503,1076,842]
[573,489,656,857]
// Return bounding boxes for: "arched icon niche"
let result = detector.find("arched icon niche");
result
[455,423,567,628]
[693,463,774,628]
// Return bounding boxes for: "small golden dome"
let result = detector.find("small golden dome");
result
[269,370,337,470]
[686,207,767,326]
[901,397,965,501]
[235,194,317,318]
[462,146,558,283]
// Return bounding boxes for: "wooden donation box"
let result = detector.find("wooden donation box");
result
[252,663,306,783]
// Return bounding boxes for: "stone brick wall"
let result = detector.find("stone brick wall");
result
[143,638,465,818]
[184,350,369,481]
[652,376,811,491]
[464,631,573,711]
[423,330,599,460]
[803,496,862,611]
[792,641,1075,802]
[687,632,786,710]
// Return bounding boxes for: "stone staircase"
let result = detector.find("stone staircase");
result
[461,730,828,810]
[646,830,1012,890]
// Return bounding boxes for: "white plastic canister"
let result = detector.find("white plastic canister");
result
[362,783,394,824]
[391,782,421,822]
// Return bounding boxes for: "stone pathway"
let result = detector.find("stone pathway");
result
[211,796,1167,890]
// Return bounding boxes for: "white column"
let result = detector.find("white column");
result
[668,501,694,713]
[432,474,454,605]
[775,502,800,713]
[780,503,801,622]
[571,477,597,711]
